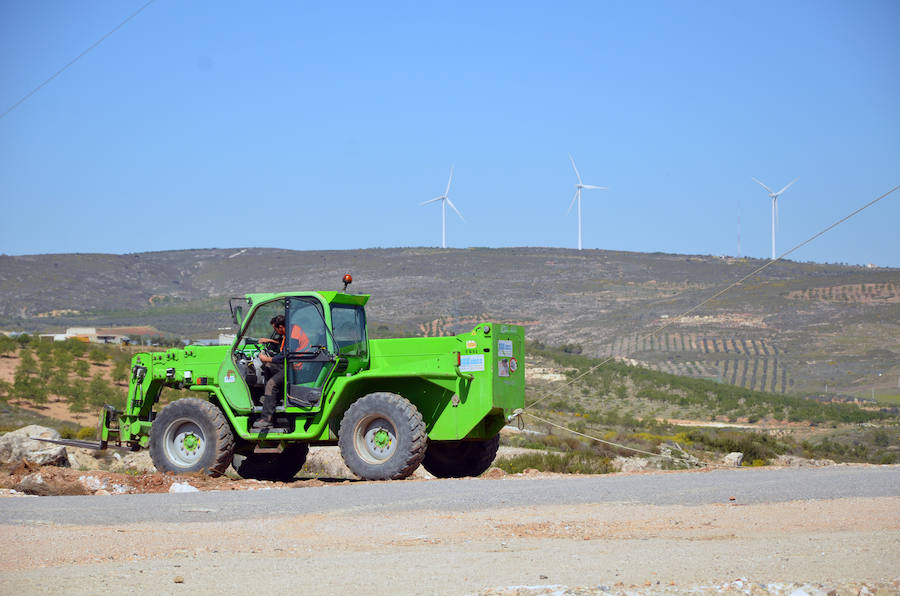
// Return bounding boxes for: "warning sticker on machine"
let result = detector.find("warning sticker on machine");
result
[498,358,510,377]
[498,340,513,357]
[224,370,236,383]
[459,354,485,372]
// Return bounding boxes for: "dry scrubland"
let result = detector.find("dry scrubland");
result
[1,247,898,398]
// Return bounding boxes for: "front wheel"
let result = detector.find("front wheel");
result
[338,392,426,480]
[421,435,500,478]
[149,398,235,476]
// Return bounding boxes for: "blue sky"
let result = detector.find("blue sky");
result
[1,1,898,266]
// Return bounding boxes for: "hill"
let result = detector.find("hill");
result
[1,247,898,397]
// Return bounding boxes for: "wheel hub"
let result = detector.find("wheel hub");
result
[164,419,206,467]
[181,433,199,453]
[372,428,391,448]
[355,416,397,463]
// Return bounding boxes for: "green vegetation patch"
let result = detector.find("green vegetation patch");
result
[494,451,614,475]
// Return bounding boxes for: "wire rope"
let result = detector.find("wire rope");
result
[1,0,157,121]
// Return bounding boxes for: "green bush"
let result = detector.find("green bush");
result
[65,379,90,412]
[0,335,16,358]
[64,339,88,358]
[111,358,130,384]
[89,348,109,365]
[74,360,90,378]
[686,429,786,461]
[86,373,126,409]
[495,451,614,475]
[76,426,96,440]
[14,348,47,403]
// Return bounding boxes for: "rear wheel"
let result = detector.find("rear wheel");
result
[421,435,500,478]
[232,443,310,481]
[338,392,426,480]
[149,398,235,476]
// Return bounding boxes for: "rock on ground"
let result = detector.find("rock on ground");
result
[14,471,91,496]
[774,454,837,467]
[723,452,744,467]
[0,425,68,467]
[613,456,651,473]
[107,451,155,474]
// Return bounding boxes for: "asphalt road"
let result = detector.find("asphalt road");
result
[3,465,899,526]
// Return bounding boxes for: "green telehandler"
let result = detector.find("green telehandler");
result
[51,276,525,481]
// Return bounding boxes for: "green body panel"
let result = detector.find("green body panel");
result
[103,290,524,450]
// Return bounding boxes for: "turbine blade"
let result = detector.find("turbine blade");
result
[567,189,579,213]
[569,154,583,184]
[775,177,798,196]
[446,197,465,221]
[445,166,454,197]
[752,177,774,194]
[581,185,608,190]
[420,196,444,206]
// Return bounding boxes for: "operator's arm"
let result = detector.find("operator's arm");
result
[259,338,286,365]
[259,332,282,345]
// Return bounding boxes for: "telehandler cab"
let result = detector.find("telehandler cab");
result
[57,276,525,481]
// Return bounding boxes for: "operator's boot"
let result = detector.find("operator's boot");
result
[252,394,277,432]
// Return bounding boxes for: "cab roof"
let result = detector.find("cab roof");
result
[243,291,369,307]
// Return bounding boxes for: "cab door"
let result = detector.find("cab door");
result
[284,297,332,406]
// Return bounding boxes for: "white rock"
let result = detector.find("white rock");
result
[67,447,106,470]
[613,456,650,473]
[78,475,105,492]
[0,425,68,467]
[722,452,744,467]
[169,482,199,493]
[108,451,155,474]
[774,454,836,467]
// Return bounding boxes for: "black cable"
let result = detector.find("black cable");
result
[1,0,157,120]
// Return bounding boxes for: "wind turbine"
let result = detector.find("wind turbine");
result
[567,154,607,250]
[752,176,798,259]
[421,167,464,248]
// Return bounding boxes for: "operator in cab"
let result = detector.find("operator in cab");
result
[252,314,286,431]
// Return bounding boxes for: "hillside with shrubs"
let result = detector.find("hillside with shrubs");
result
[1,333,896,474]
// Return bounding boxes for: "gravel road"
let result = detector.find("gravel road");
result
[1,466,898,595]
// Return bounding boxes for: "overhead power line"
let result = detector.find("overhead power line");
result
[0,0,157,121]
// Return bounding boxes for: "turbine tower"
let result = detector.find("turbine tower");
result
[568,154,607,250]
[421,167,464,248]
[752,177,798,259]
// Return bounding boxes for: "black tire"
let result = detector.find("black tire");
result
[149,398,235,476]
[232,443,310,481]
[421,435,500,478]
[338,392,426,480]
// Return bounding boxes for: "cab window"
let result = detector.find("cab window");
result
[331,304,367,357]
[240,300,284,345]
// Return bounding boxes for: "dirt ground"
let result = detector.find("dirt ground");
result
[0,459,339,495]
[0,490,897,595]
